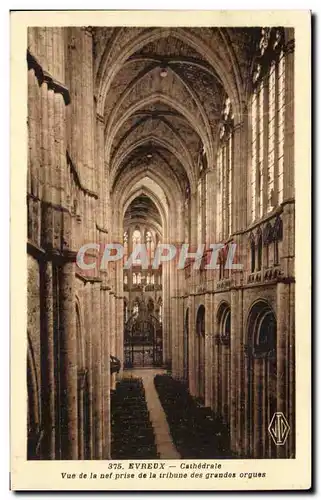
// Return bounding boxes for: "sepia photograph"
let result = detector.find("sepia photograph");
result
[10,10,311,491]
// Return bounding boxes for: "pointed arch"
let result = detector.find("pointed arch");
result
[96,27,242,123]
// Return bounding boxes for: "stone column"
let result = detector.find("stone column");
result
[188,295,196,397]
[101,287,111,458]
[39,260,55,458]
[110,292,116,390]
[234,121,247,232]
[230,288,239,454]
[237,288,245,456]
[115,295,124,374]
[177,259,186,380]
[190,190,198,248]
[170,295,178,377]
[205,169,216,249]
[276,281,290,458]
[212,294,219,415]
[40,80,50,202]
[284,36,295,201]
[288,282,295,458]
[67,28,95,192]
[178,295,185,380]
[92,282,103,459]
[59,259,78,460]
[82,28,95,193]
[204,292,213,407]
[96,115,108,231]
[83,282,94,459]
[171,233,184,378]
[162,252,171,366]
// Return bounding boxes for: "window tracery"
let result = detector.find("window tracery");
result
[250,28,286,221]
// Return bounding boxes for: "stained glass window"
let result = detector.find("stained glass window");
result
[251,92,257,221]
[250,48,286,220]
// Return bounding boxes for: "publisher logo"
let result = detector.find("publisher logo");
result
[268,412,290,446]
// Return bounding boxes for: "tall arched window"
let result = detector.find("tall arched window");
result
[132,229,141,247]
[132,229,142,265]
[132,273,137,285]
[216,97,234,240]
[250,28,286,221]
[151,235,155,260]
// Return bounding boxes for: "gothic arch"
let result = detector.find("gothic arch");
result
[116,168,179,214]
[245,299,276,353]
[216,301,231,344]
[105,66,212,156]
[245,300,277,458]
[121,186,168,235]
[215,302,231,425]
[105,92,210,177]
[111,134,194,189]
[96,27,242,124]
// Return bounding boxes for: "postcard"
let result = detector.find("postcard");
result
[10,9,311,490]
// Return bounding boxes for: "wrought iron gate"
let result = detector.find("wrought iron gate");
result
[124,316,162,368]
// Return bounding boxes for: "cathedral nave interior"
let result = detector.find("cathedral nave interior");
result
[27,26,295,460]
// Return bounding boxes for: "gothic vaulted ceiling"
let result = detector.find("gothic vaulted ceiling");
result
[93,27,260,222]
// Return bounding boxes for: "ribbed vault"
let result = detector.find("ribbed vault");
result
[93,26,259,232]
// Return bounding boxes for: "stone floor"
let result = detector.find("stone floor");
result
[123,368,181,459]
